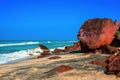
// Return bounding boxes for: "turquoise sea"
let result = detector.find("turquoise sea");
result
[0,40,77,64]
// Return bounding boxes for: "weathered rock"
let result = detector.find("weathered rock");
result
[73,42,81,50]
[39,45,50,52]
[41,51,50,56]
[105,56,120,75]
[45,65,73,73]
[53,42,81,54]
[77,18,118,50]
[35,45,51,58]
[117,72,120,77]
[101,45,118,54]
[53,49,65,54]
[103,50,120,77]
[64,46,74,52]
[106,54,117,63]
[64,42,81,52]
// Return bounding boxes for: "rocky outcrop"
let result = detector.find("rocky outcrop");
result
[39,45,50,52]
[65,42,81,52]
[101,45,118,54]
[53,49,65,54]
[77,18,118,50]
[105,53,120,77]
[37,45,51,58]
[90,51,120,77]
[53,42,81,54]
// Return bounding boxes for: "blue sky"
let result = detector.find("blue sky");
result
[0,0,120,40]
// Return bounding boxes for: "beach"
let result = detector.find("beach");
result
[0,40,75,64]
[0,52,119,80]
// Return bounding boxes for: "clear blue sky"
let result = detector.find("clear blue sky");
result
[0,0,120,40]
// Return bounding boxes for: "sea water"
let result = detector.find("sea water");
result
[0,40,77,64]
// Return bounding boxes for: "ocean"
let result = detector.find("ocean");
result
[0,40,77,64]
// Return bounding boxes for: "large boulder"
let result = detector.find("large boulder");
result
[77,18,118,50]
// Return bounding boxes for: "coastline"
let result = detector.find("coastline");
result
[0,52,118,80]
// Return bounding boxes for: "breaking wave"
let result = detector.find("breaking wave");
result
[0,42,39,47]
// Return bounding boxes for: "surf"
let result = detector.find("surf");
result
[0,42,39,47]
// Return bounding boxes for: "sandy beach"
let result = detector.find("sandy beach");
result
[0,52,119,80]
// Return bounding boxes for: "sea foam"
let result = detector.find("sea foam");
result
[0,42,39,47]
[0,50,30,64]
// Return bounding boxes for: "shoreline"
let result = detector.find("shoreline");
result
[0,52,118,80]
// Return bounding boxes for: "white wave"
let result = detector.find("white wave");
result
[57,46,65,49]
[50,46,65,52]
[0,50,31,64]
[0,42,39,47]
[47,41,51,43]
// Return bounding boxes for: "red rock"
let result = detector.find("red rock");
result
[39,45,50,51]
[107,54,117,63]
[41,51,50,56]
[37,50,50,58]
[65,46,74,52]
[101,45,118,54]
[90,60,107,67]
[48,56,61,59]
[45,65,73,73]
[53,42,81,54]
[53,49,65,54]
[107,56,120,72]
[64,42,81,52]
[73,42,81,50]
[77,18,118,50]
[117,72,120,77]
[105,52,120,77]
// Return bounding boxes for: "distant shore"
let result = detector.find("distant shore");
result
[0,52,118,80]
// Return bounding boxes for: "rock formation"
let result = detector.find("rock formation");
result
[105,52,120,77]
[37,45,51,58]
[53,42,81,54]
[77,18,118,50]
[39,45,50,52]
[101,45,118,54]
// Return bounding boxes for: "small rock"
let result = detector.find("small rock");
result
[46,65,73,73]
